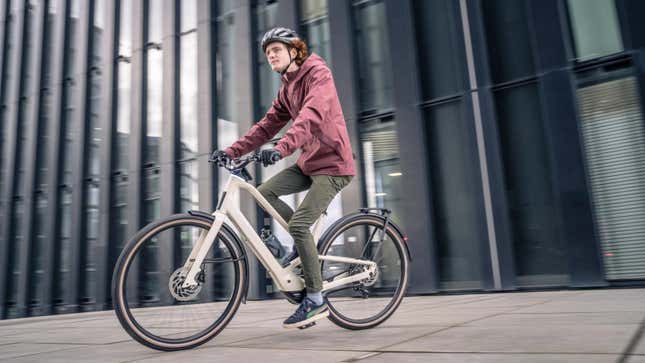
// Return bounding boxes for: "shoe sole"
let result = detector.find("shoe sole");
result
[282,308,329,329]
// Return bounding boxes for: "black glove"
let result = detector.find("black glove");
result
[260,149,282,167]
[210,150,231,164]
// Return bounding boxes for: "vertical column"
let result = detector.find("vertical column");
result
[528,0,605,286]
[95,0,117,309]
[237,0,262,299]
[67,0,92,312]
[461,0,516,290]
[40,0,68,315]
[327,0,363,218]
[0,0,26,319]
[383,0,438,293]
[158,0,178,304]
[197,0,216,212]
[196,0,216,302]
[124,0,145,302]
[16,0,47,315]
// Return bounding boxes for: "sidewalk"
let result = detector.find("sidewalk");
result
[1,288,644,362]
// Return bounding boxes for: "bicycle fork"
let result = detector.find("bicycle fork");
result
[180,211,228,288]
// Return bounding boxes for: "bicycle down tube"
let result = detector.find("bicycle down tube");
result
[181,172,376,293]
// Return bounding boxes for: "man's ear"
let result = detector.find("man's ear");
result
[290,47,297,58]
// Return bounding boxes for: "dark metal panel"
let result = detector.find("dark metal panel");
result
[40,0,68,316]
[196,0,215,213]
[327,0,363,218]
[158,0,179,305]
[95,0,117,309]
[529,0,606,287]
[16,0,47,316]
[0,0,26,319]
[463,0,516,290]
[383,0,438,293]
[125,0,145,303]
[66,0,93,312]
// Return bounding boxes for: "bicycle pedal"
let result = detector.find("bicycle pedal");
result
[297,322,316,330]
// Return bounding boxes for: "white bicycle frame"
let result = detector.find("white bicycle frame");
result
[180,172,376,293]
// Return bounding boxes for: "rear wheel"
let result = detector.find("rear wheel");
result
[112,213,246,351]
[318,213,409,330]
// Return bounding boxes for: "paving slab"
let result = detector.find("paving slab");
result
[384,324,640,354]
[359,352,621,363]
[0,288,643,362]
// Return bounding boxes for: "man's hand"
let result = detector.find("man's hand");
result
[260,149,282,167]
[210,150,231,165]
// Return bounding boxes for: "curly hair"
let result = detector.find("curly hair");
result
[290,39,309,66]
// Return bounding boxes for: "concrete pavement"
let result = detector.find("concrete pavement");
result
[1,288,644,362]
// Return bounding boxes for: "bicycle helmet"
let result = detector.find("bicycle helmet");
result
[261,27,300,53]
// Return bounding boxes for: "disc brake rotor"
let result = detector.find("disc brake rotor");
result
[168,268,203,301]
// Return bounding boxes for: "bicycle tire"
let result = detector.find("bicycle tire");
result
[318,212,409,330]
[112,213,246,351]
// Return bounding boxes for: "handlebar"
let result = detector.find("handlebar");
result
[208,150,261,182]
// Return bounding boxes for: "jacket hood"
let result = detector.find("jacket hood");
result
[282,53,326,83]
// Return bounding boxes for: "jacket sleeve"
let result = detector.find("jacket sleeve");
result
[225,93,291,158]
[274,67,334,158]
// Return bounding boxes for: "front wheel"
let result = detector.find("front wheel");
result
[318,213,409,330]
[112,213,246,351]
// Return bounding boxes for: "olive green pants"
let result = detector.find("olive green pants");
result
[257,164,352,293]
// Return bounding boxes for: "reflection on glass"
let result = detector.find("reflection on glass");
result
[146,48,163,165]
[300,0,331,64]
[255,1,280,114]
[352,0,393,113]
[148,0,163,43]
[360,118,403,227]
[180,0,197,32]
[118,0,132,56]
[93,0,105,29]
[180,32,198,159]
[567,0,623,61]
[495,84,567,287]
[116,61,131,171]
[425,101,484,290]
[413,0,465,100]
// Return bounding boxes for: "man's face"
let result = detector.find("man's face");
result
[265,42,294,72]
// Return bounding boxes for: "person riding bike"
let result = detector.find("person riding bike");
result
[211,27,355,329]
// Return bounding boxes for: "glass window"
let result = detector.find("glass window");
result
[118,0,132,57]
[179,32,198,160]
[145,21,162,165]
[0,5,19,201]
[424,101,486,290]
[481,0,535,83]
[495,84,567,287]
[577,76,645,280]
[567,0,623,61]
[30,193,48,310]
[115,61,131,171]
[413,0,465,100]
[300,0,331,65]
[352,0,393,114]
[216,0,240,209]
[360,117,404,227]
[180,0,197,33]
[254,0,280,115]
[148,0,163,43]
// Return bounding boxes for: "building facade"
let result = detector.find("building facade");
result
[1,0,645,319]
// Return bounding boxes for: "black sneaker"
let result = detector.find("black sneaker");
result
[282,297,329,329]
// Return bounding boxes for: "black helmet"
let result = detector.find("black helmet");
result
[261,27,300,53]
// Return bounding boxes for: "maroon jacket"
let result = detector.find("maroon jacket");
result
[225,53,355,176]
